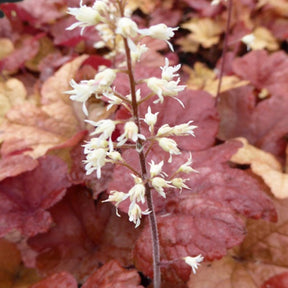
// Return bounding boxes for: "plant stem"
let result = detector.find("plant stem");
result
[123,37,161,288]
[117,2,161,287]
[215,0,233,105]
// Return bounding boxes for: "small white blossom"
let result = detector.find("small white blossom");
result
[86,119,116,151]
[183,255,204,274]
[103,91,123,110]
[117,121,145,146]
[144,106,158,132]
[151,177,173,198]
[149,160,166,178]
[177,153,198,174]
[171,178,190,192]
[83,148,107,179]
[128,201,150,228]
[107,151,123,162]
[156,124,174,136]
[173,121,197,136]
[93,68,117,95]
[131,43,148,63]
[128,183,146,204]
[95,23,114,46]
[241,33,255,51]
[65,79,98,116]
[157,137,181,163]
[103,190,129,216]
[161,58,181,81]
[138,24,178,51]
[126,88,142,102]
[116,17,139,38]
[156,122,196,137]
[67,0,104,34]
[146,77,186,106]
[83,137,108,154]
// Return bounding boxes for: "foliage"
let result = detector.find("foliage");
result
[0,0,287,287]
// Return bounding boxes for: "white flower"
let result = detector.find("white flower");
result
[83,137,108,154]
[177,153,198,174]
[65,79,97,116]
[95,23,114,45]
[138,24,178,51]
[116,17,139,38]
[66,68,116,116]
[183,255,204,274]
[156,124,174,136]
[128,183,146,204]
[171,178,190,192]
[93,68,117,95]
[83,148,107,179]
[144,106,158,132]
[157,137,181,163]
[103,91,123,110]
[126,88,142,102]
[149,160,165,178]
[107,151,123,162]
[151,177,173,198]
[86,119,116,151]
[67,0,104,34]
[146,77,186,105]
[241,33,255,51]
[161,58,181,81]
[128,201,150,228]
[173,121,197,136]
[131,43,148,63]
[117,121,146,146]
[103,190,129,216]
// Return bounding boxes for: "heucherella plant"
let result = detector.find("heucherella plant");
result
[66,0,203,287]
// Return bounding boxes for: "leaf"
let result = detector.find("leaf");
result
[17,0,66,25]
[41,55,88,104]
[0,238,39,288]
[187,255,288,288]
[0,154,38,181]
[248,27,279,51]
[0,78,27,124]
[0,35,40,74]
[26,186,141,280]
[0,155,70,238]
[0,101,83,158]
[112,141,276,287]
[133,197,246,287]
[188,197,288,287]
[232,50,288,96]
[181,18,223,48]
[261,272,288,288]
[184,141,276,221]
[0,38,13,59]
[217,85,288,158]
[184,63,249,96]
[231,138,288,199]
[82,260,143,288]
[30,272,77,288]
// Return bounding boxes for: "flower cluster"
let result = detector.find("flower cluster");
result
[66,0,198,228]
[67,0,204,278]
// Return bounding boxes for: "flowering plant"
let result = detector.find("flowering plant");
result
[66,0,202,286]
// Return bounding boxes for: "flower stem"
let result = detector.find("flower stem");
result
[215,0,233,105]
[123,37,161,288]
[117,3,161,286]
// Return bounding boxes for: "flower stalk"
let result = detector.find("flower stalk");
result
[66,0,202,286]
